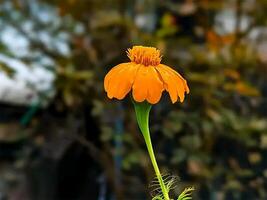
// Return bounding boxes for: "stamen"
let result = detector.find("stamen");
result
[127,46,162,66]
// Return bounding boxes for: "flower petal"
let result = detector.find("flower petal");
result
[104,63,139,100]
[132,65,164,104]
[156,64,189,103]
[162,64,190,94]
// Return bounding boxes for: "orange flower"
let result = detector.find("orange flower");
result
[104,46,189,104]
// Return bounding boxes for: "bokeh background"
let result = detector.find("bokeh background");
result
[0,0,267,199]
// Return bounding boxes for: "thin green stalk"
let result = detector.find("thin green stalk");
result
[133,101,170,200]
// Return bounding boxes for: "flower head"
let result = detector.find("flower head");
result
[104,45,189,104]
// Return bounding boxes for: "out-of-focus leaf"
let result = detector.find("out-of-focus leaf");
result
[206,108,223,123]
[171,148,187,164]
[224,81,260,96]
[224,69,240,80]
[248,152,262,164]
[0,123,23,142]
[100,126,113,142]
[0,62,15,77]
[180,135,202,150]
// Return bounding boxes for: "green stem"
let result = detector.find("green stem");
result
[133,101,170,200]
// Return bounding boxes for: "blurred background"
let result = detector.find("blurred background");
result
[0,0,267,199]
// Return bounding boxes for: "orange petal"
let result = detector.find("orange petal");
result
[162,64,190,94]
[156,64,189,103]
[104,63,139,100]
[132,65,164,104]
[104,63,124,92]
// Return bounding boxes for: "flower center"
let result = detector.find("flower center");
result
[127,46,162,66]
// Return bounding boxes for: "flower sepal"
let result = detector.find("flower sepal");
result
[132,100,152,135]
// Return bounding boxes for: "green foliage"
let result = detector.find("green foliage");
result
[0,62,15,77]
[150,174,180,200]
[152,196,163,200]
[177,187,195,200]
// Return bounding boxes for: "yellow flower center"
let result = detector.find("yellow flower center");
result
[127,46,162,66]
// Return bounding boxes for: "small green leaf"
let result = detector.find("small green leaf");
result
[152,195,163,200]
[177,187,195,200]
